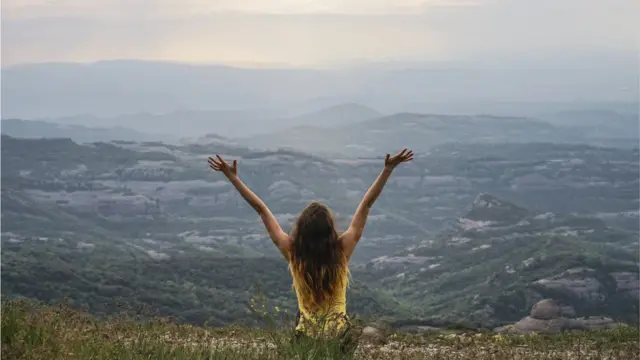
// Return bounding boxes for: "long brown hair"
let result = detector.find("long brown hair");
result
[289,201,348,310]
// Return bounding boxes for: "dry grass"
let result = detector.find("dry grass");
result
[2,300,638,360]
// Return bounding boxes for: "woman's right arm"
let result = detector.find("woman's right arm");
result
[341,149,413,258]
[208,155,291,259]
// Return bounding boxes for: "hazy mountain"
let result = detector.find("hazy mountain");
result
[17,107,636,150]
[37,110,277,138]
[239,113,587,156]
[0,119,174,143]
[286,103,381,128]
[394,101,639,119]
[22,104,380,139]
[540,109,638,127]
[537,109,639,140]
[2,59,637,119]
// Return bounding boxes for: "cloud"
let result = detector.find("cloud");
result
[1,14,450,67]
[1,0,636,67]
[1,0,482,19]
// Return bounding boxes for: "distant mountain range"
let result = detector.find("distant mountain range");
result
[537,109,639,139]
[238,111,638,155]
[0,119,176,144]
[2,60,637,118]
[2,103,381,139]
[3,105,637,153]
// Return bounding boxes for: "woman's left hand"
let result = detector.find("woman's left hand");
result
[384,148,414,170]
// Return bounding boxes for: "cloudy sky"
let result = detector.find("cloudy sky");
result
[2,0,637,67]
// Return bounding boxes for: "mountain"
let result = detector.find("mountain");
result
[239,113,611,156]
[1,136,637,257]
[538,109,639,141]
[286,103,381,128]
[0,119,173,143]
[14,108,636,150]
[358,194,639,327]
[2,60,637,119]
[38,109,279,138]
[540,109,638,128]
[464,193,530,224]
[1,136,638,327]
[25,104,379,139]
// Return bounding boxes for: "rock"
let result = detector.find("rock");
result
[465,193,529,224]
[530,299,562,320]
[495,299,626,335]
[561,305,576,318]
[611,272,640,300]
[507,316,570,334]
[361,326,386,344]
[397,325,442,333]
[368,320,394,333]
[534,269,603,301]
[573,316,623,330]
[494,324,515,334]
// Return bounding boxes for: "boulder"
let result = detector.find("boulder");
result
[361,326,386,344]
[530,299,562,320]
[494,299,626,334]
[501,316,570,334]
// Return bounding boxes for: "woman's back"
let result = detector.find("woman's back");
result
[287,201,350,336]
[290,258,349,336]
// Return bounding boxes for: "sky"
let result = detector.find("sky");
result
[1,0,638,68]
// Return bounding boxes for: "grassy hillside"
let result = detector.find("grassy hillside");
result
[1,246,407,328]
[2,300,638,360]
[2,136,638,330]
[360,194,639,326]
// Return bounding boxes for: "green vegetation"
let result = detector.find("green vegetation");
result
[1,136,638,330]
[2,300,638,360]
[1,245,407,328]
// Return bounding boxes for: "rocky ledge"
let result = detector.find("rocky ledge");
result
[495,299,624,334]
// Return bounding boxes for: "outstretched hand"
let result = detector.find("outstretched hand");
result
[208,155,238,178]
[384,148,414,169]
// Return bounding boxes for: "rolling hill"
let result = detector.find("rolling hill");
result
[1,135,638,328]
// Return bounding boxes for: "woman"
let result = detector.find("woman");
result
[207,149,413,341]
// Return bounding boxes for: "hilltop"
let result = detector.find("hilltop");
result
[2,300,638,360]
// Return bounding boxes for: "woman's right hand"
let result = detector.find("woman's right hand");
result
[208,155,238,179]
[384,148,414,170]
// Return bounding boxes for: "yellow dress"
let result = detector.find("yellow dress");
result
[289,263,350,338]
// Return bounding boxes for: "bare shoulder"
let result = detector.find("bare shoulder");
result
[339,228,358,259]
[279,235,293,252]
[283,235,293,249]
[278,236,293,261]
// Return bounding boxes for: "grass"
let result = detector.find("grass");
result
[2,299,638,360]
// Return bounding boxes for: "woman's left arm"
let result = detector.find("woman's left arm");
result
[209,155,291,258]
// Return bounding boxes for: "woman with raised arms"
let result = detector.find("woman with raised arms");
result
[207,149,413,350]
